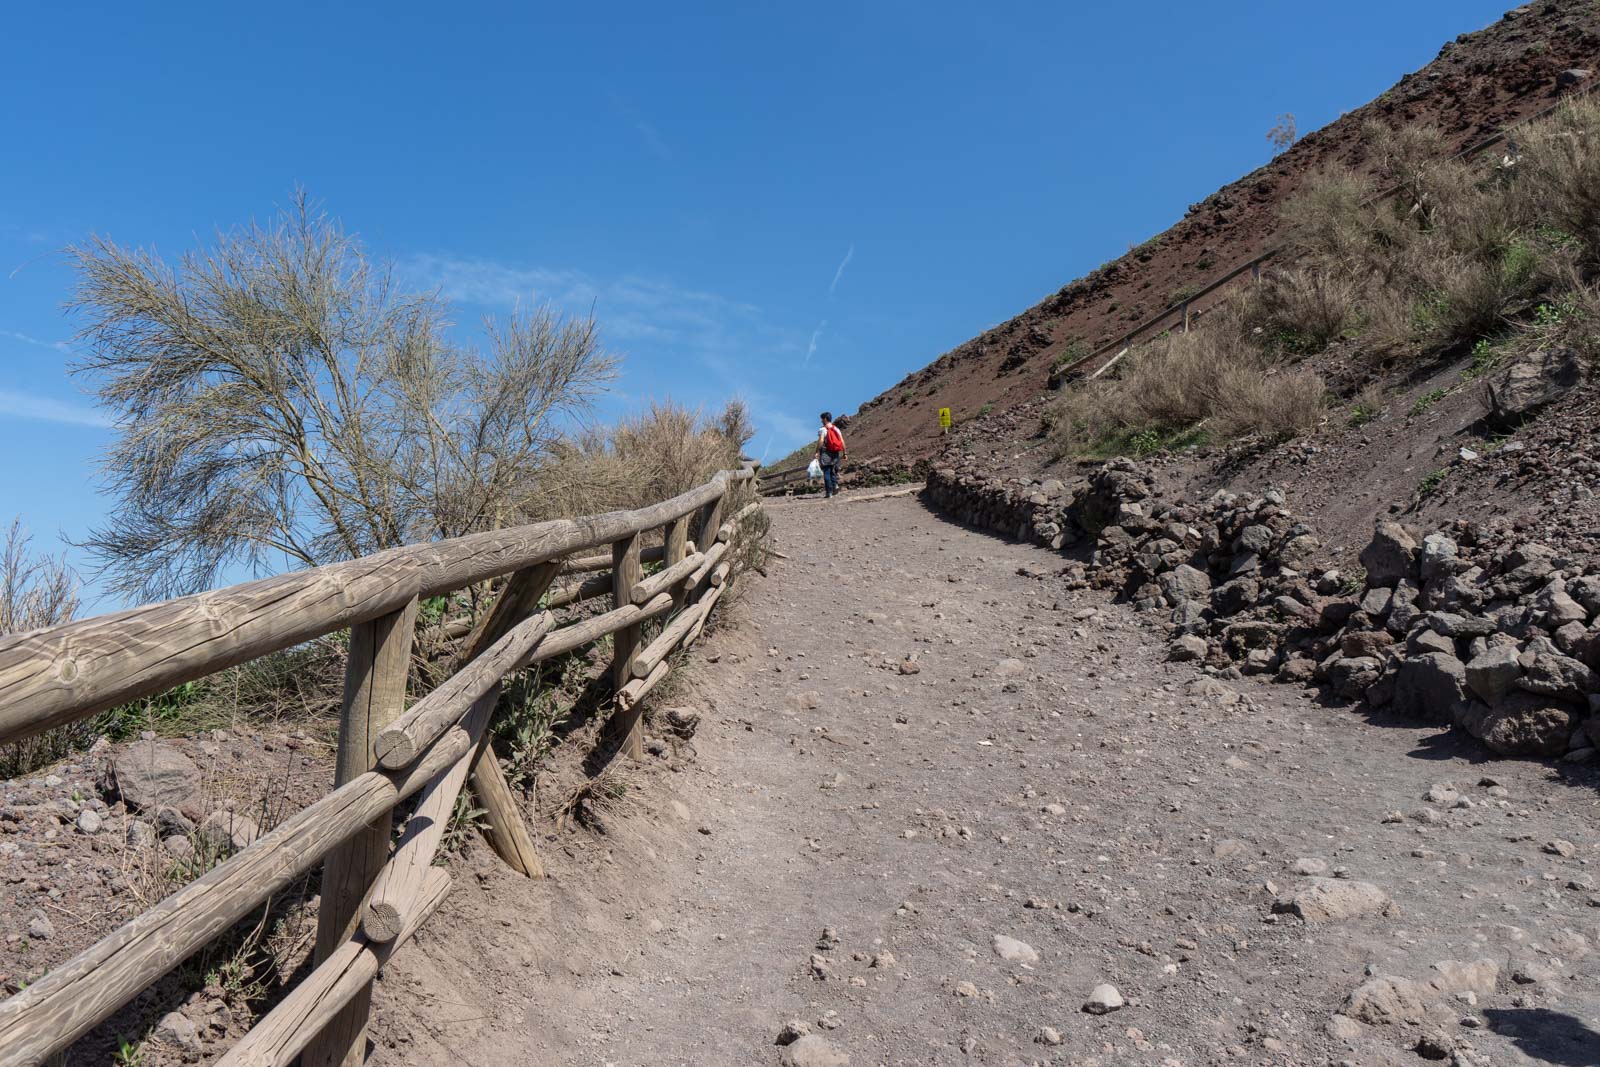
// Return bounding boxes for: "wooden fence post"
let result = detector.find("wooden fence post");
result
[453,562,560,878]
[303,599,418,1067]
[610,533,644,759]
[664,515,689,611]
[469,741,545,877]
[696,487,727,562]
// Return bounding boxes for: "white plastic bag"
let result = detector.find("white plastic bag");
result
[807,458,823,480]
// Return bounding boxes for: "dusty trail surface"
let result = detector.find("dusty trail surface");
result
[399,492,1600,1067]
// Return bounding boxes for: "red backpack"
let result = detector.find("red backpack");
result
[824,423,845,453]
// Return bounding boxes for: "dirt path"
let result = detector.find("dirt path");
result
[390,492,1600,1067]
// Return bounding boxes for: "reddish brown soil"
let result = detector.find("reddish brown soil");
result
[840,0,1600,473]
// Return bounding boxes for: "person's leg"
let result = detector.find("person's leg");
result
[823,463,837,497]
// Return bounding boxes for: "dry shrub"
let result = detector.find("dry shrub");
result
[538,399,750,518]
[1279,149,1545,357]
[1409,249,1536,349]
[721,477,771,585]
[1049,327,1325,456]
[1208,361,1326,439]
[0,521,82,777]
[1278,167,1385,269]
[612,399,747,501]
[1507,95,1600,270]
[1246,267,1358,353]
[1356,296,1426,362]
[553,762,643,832]
[1533,260,1600,364]
[68,190,619,603]
[1365,119,1448,192]
[0,518,76,636]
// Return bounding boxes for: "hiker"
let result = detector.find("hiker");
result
[815,412,846,498]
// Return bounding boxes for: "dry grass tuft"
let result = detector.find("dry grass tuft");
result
[1245,267,1359,354]
[1050,304,1326,457]
[552,763,644,833]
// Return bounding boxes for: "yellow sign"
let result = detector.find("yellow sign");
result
[938,407,951,431]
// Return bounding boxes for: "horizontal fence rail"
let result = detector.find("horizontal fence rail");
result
[0,475,740,745]
[757,464,811,494]
[0,464,764,1066]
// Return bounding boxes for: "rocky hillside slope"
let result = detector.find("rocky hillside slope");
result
[838,0,1600,472]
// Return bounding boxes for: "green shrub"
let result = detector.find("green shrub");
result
[1052,340,1088,368]
[1461,338,1502,380]
[1409,388,1448,416]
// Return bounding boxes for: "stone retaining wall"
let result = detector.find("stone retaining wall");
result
[920,455,1600,764]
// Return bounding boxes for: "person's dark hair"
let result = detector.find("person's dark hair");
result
[820,411,832,422]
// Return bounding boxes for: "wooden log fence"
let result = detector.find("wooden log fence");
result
[757,464,810,494]
[0,466,762,1066]
[306,598,418,1067]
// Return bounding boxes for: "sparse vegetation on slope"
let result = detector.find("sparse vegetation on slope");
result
[1049,96,1600,460]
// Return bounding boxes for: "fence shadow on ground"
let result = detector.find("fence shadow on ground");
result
[1481,1007,1600,1066]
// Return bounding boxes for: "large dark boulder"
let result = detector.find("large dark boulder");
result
[1212,577,1260,617]
[1360,523,1419,588]
[1391,652,1468,723]
[1517,649,1598,704]
[1483,348,1582,429]
[1456,693,1579,757]
[1328,656,1382,700]
[1465,645,1522,703]
[1159,564,1212,604]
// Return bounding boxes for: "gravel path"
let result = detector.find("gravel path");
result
[398,492,1600,1067]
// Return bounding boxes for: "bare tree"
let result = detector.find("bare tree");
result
[1,520,83,777]
[1267,113,1298,154]
[68,191,617,602]
[712,397,756,456]
[0,519,77,635]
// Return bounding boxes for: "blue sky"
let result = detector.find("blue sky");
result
[1,0,1514,606]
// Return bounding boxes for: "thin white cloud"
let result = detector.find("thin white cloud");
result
[755,407,813,449]
[804,320,826,366]
[402,250,822,457]
[0,389,112,428]
[1,329,70,353]
[400,254,765,348]
[828,244,854,295]
[610,94,672,161]
[399,253,589,309]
